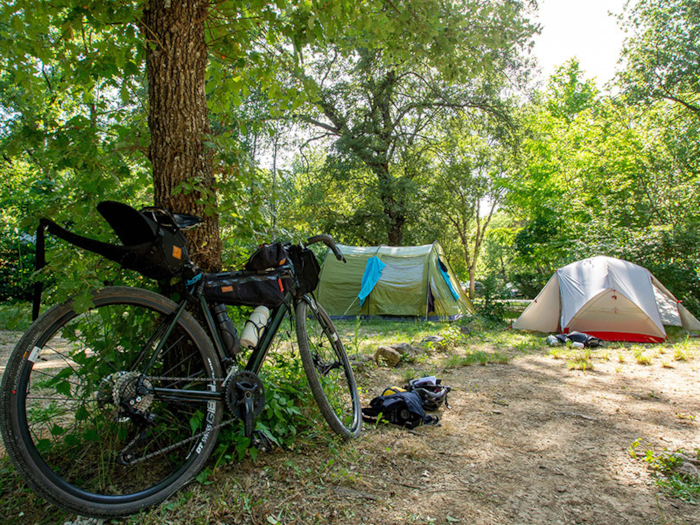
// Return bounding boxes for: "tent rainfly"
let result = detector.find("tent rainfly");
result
[512,256,700,343]
[316,243,474,320]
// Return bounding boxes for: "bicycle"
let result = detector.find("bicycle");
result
[0,202,362,519]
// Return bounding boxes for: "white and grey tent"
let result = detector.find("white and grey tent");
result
[512,256,700,342]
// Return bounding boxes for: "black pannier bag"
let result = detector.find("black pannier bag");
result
[286,245,321,297]
[361,391,439,429]
[33,201,192,319]
[202,269,293,308]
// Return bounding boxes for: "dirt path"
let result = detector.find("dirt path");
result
[1,329,699,524]
[346,353,700,525]
[203,344,699,525]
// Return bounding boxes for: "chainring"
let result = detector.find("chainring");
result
[224,371,265,420]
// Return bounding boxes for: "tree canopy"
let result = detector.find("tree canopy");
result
[1,0,699,316]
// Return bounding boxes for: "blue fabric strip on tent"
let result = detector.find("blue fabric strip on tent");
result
[358,256,386,305]
[439,259,460,300]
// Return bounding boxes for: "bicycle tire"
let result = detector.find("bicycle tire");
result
[0,286,223,519]
[295,297,362,439]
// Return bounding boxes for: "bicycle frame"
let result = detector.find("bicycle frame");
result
[199,293,293,376]
[145,291,294,403]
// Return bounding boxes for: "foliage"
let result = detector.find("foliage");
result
[0,228,35,302]
[1,0,700,325]
[276,148,391,246]
[630,441,700,504]
[214,344,313,464]
[503,58,700,312]
[618,0,700,115]
[0,302,32,331]
[422,114,516,298]
[473,275,511,323]
[281,1,537,245]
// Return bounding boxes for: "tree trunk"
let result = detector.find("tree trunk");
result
[469,266,476,298]
[142,0,222,271]
[374,163,406,246]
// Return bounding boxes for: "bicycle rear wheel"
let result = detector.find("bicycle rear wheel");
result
[295,297,361,439]
[0,287,222,518]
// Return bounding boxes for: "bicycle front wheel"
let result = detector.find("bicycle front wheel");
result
[0,287,223,519]
[295,297,361,439]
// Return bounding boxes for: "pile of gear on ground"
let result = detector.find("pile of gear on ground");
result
[362,376,451,429]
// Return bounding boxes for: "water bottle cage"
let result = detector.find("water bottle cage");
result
[244,319,266,338]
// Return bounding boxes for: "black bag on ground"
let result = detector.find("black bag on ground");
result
[286,245,321,297]
[362,391,439,429]
[406,377,451,411]
[202,269,293,308]
[555,331,604,347]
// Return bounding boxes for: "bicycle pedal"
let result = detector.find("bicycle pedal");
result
[253,431,274,452]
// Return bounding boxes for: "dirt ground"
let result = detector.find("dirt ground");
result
[1,329,699,525]
[350,351,700,525]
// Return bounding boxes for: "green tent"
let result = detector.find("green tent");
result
[316,242,474,319]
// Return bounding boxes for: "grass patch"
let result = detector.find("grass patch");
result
[630,441,700,504]
[633,348,652,365]
[443,349,509,368]
[567,357,593,371]
[0,302,31,331]
[550,347,564,359]
[567,348,594,371]
[673,348,689,361]
[0,456,69,524]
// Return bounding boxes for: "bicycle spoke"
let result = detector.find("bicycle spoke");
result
[296,298,361,438]
[2,288,222,516]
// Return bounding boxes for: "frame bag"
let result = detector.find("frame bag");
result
[202,269,292,308]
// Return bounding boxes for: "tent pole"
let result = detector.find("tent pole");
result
[425,243,435,321]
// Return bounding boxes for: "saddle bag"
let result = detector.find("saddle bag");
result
[37,202,190,280]
[33,201,192,319]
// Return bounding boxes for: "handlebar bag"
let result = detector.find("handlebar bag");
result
[287,245,321,297]
[203,268,293,307]
[244,242,288,271]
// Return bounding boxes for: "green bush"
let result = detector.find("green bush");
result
[212,347,314,465]
[0,229,35,302]
[474,275,511,322]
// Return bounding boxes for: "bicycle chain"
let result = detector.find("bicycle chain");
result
[117,374,230,466]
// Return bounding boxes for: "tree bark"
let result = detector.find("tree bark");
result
[378,169,405,246]
[142,0,222,271]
